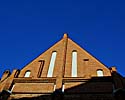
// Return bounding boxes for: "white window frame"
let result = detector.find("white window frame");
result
[54,84,56,91]
[62,84,65,92]
[10,84,15,93]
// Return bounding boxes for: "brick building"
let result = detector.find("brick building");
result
[0,34,125,100]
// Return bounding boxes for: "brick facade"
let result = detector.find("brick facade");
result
[0,34,125,100]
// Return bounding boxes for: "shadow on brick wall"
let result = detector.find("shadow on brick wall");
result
[11,77,114,100]
[1,72,125,100]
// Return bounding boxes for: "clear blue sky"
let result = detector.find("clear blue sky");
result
[0,0,125,78]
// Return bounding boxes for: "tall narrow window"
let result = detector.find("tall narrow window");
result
[24,70,31,77]
[47,51,57,77]
[72,51,77,77]
[97,69,103,77]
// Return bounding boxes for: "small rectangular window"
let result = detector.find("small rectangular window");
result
[62,84,65,92]
[10,84,15,92]
[53,84,56,91]
[84,59,89,61]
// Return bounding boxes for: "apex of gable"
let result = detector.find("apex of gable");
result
[63,33,68,39]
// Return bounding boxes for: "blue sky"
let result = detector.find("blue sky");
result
[0,0,125,77]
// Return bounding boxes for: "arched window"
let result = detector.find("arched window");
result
[47,51,57,77]
[24,70,31,77]
[72,51,77,77]
[97,69,103,77]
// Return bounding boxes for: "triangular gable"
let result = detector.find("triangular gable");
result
[19,34,111,78]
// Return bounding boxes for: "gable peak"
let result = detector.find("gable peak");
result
[63,33,68,39]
